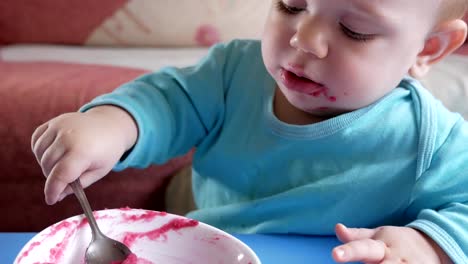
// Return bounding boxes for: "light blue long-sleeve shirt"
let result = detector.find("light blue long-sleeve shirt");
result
[82,40,468,262]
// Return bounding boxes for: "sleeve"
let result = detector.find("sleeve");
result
[406,117,468,263]
[80,42,234,170]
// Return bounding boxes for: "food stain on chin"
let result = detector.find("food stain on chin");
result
[308,89,337,102]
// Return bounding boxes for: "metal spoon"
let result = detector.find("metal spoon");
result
[70,179,132,264]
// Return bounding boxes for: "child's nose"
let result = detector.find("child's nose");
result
[289,16,328,59]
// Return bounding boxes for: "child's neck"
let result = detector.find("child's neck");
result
[273,88,327,125]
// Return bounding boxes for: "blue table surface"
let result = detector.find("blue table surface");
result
[1,232,351,263]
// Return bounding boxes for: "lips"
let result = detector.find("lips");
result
[279,68,325,95]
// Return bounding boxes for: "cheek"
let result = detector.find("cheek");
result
[263,13,295,50]
[330,43,406,88]
[327,55,371,91]
[261,37,276,75]
[327,53,390,105]
[262,18,292,73]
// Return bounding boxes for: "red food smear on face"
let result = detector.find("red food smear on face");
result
[281,69,338,102]
[311,90,322,97]
[123,218,199,247]
[309,90,337,102]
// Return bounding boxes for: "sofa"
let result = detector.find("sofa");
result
[0,0,271,232]
[1,1,467,232]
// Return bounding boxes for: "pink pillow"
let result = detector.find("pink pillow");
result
[0,0,269,47]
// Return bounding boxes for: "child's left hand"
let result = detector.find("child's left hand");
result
[332,223,451,263]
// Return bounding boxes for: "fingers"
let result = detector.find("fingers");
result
[58,185,73,203]
[51,167,110,204]
[32,123,57,166]
[78,167,110,189]
[40,139,66,178]
[332,238,386,263]
[333,224,387,263]
[44,153,90,205]
[335,223,378,243]
[31,122,48,151]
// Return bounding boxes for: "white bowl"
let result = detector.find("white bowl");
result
[15,208,260,264]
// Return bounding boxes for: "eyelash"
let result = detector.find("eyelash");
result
[276,1,376,43]
[339,23,375,42]
[275,1,304,15]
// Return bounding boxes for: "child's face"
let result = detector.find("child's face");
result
[262,0,441,117]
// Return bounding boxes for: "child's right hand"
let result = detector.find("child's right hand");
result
[31,105,138,205]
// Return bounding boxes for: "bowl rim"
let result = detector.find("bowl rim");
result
[15,207,261,264]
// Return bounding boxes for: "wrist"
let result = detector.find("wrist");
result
[416,230,453,264]
[86,105,138,151]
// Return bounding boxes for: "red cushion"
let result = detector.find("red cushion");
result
[0,0,129,45]
[0,61,192,231]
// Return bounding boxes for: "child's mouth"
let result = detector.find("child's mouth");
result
[279,68,325,96]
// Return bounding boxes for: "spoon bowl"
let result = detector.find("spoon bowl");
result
[70,180,132,264]
[85,235,131,263]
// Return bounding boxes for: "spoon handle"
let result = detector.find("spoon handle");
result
[70,179,103,239]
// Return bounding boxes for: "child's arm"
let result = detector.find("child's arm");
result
[332,224,452,263]
[32,40,244,205]
[34,41,244,206]
[31,105,138,205]
[78,41,244,170]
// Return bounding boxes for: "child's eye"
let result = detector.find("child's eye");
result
[276,1,304,15]
[339,23,375,42]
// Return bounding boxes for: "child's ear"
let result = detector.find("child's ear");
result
[409,19,467,78]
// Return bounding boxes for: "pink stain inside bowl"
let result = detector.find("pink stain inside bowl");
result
[15,209,227,264]
[15,241,40,263]
[17,219,82,263]
[112,253,153,264]
[121,209,166,222]
[123,218,199,246]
